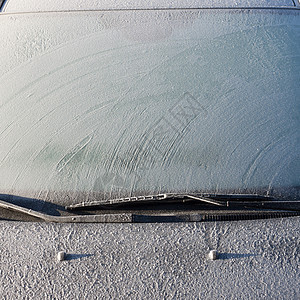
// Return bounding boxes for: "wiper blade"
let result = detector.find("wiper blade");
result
[66,193,300,211]
[66,193,227,210]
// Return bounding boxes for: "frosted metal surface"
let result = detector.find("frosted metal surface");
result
[0,217,299,298]
[0,9,299,203]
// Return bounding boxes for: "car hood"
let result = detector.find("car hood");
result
[0,216,299,298]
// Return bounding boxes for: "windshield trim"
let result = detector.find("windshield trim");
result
[1,6,300,16]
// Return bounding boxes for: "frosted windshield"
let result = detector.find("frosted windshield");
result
[0,9,299,203]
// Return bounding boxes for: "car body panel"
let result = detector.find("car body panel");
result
[0,217,299,299]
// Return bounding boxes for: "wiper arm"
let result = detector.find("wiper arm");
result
[0,199,131,223]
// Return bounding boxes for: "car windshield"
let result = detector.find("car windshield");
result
[0,8,299,208]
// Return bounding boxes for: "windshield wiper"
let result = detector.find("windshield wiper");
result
[66,193,299,211]
[66,193,227,210]
[64,193,300,223]
[1,193,299,223]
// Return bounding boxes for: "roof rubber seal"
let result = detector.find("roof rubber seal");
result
[0,0,7,12]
